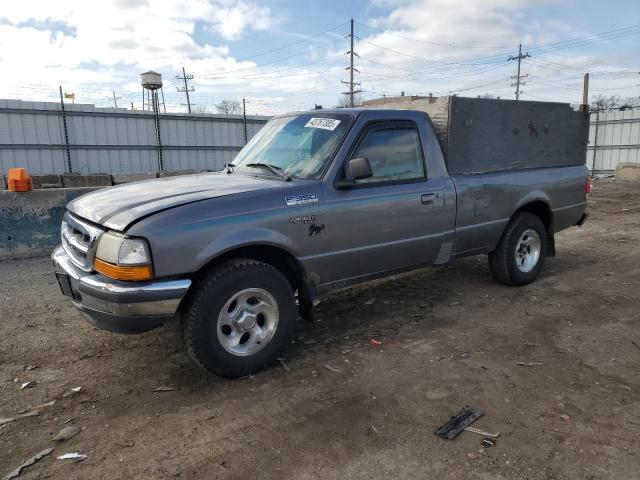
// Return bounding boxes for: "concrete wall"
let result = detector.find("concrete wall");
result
[615,163,640,182]
[0,187,100,260]
[0,99,269,175]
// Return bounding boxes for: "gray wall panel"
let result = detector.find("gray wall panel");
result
[0,99,269,175]
[587,107,640,173]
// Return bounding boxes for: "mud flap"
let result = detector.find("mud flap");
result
[298,277,317,322]
[547,226,556,257]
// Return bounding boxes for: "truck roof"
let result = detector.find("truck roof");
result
[283,108,428,117]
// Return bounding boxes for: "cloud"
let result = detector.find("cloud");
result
[1,0,635,113]
[0,0,286,106]
[209,1,275,40]
[351,0,635,103]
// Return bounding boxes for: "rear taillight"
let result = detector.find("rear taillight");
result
[585,176,591,194]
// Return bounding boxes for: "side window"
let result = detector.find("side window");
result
[353,127,425,184]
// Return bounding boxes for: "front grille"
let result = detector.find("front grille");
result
[61,213,104,272]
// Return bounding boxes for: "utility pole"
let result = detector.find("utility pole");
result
[341,18,361,107]
[176,66,194,113]
[112,90,121,108]
[508,44,530,100]
[581,73,590,112]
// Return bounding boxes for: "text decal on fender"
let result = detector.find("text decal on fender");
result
[289,215,316,224]
[285,194,319,207]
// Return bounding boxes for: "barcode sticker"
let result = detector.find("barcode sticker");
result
[304,118,341,131]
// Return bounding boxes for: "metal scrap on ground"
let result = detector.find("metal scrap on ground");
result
[57,452,87,462]
[323,364,343,374]
[3,447,54,480]
[153,386,179,392]
[434,406,484,440]
[464,426,500,438]
[53,425,81,442]
[0,411,39,427]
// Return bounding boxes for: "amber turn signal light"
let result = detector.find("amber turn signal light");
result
[94,258,153,281]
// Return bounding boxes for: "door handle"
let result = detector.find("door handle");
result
[421,193,437,205]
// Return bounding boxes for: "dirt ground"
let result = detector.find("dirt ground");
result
[1,178,639,480]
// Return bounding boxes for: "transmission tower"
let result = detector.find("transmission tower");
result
[175,66,195,113]
[508,44,531,100]
[341,18,362,107]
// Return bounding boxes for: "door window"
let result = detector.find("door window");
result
[353,127,425,184]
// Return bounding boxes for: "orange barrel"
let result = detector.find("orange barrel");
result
[7,168,33,192]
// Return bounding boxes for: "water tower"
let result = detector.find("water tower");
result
[141,71,165,112]
[141,71,165,170]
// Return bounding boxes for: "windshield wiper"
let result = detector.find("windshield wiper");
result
[245,163,291,181]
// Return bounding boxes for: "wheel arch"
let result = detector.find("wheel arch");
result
[192,242,316,320]
[509,198,555,256]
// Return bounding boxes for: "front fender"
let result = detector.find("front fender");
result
[195,227,301,271]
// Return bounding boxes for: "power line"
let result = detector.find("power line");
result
[230,22,348,62]
[357,58,511,81]
[354,20,514,50]
[197,38,345,79]
[200,53,345,80]
[525,24,640,54]
[358,38,510,67]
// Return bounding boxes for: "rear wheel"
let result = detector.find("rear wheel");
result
[181,259,296,378]
[489,212,547,286]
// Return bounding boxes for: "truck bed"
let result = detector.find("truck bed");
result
[450,164,588,257]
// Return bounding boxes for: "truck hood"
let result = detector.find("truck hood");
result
[68,172,287,231]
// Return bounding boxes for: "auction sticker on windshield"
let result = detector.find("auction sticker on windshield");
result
[304,118,341,131]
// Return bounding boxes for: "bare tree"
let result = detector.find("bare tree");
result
[621,96,640,108]
[336,93,362,108]
[191,105,209,114]
[591,95,622,111]
[216,100,242,115]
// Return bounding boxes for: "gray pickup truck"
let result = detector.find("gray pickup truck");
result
[53,97,589,377]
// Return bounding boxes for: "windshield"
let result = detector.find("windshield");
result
[233,114,352,179]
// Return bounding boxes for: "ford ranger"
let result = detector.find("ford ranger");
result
[53,96,589,377]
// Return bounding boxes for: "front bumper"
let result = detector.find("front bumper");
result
[52,246,191,334]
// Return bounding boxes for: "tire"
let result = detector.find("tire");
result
[489,212,547,286]
[181,259,296,378]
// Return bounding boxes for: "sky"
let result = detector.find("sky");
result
[0,0,639,115]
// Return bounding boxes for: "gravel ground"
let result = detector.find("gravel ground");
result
[1,178,639,479]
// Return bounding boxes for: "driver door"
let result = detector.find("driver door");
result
[318,120,453,286]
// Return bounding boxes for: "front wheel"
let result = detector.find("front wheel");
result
[181,259,296,378]
[489,212,547,286]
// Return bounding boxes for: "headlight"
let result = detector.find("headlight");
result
[94,232,153,281]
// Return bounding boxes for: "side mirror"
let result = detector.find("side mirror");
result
[336,157,373,189]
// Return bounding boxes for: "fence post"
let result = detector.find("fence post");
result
[242,98,248,145]
[591,109,599,172]
[152,90,164,171]
[59,86,72,173]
